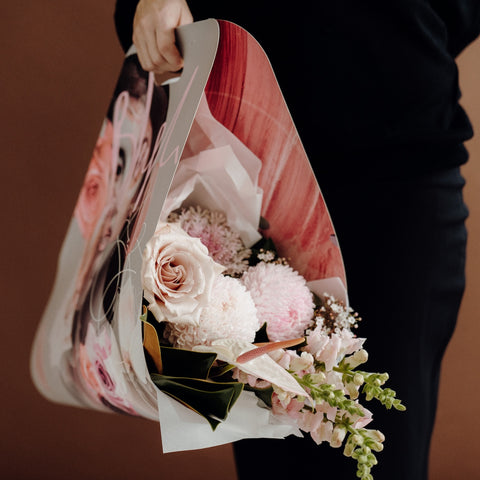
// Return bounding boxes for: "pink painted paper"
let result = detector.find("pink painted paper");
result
[205,22,346,283]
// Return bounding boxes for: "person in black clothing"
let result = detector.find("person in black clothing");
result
[114,1,480,479]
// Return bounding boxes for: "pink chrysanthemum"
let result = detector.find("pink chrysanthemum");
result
[165,275,259,349]
[168,206,251,277]
[240,262,315,341]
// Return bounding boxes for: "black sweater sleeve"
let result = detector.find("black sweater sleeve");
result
[112,0,478,178]
[113,0,257,52]
[429,0,480,56]
[114,1,480,57]
[114,0,141,52]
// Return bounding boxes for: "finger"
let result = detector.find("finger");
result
[139,45,158,72]
[145,32,170,72]
[155,30,183,71]
[179,6,193,25]
[132,29,155,71]
[136,27,171,74]
[136,41,155,72]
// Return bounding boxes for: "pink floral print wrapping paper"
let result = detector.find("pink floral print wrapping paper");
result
[30,19,347,452]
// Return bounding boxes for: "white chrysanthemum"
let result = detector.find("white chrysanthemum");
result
[165,275,259,349]
[241,262,315,341]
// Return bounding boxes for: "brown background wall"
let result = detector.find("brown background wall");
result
[1,2,478,479]
[429,40,480,479]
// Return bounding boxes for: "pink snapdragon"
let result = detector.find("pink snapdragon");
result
[305,328,365,371]
[231,369,271,389]
[271,392,304,420]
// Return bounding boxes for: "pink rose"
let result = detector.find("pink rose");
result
[142,222,225,325]
[74,121,114,239]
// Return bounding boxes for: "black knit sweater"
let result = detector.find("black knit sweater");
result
[114,0,480,180]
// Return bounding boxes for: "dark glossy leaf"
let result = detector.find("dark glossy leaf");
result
[140,303,170,346]
[143,321,163,374]
[253,386,274,408]
[139,305,149,323]
[160,346,217,379]
[254,322,270,343]
[312,291,323,308]
[209,362,235,379]
[259,216,270,230]
[151,374,244,430]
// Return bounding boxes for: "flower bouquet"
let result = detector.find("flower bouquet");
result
[31,19,403,480]
[139,93,404,479]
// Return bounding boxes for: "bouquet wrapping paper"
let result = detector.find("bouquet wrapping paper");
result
[31,19,373,455]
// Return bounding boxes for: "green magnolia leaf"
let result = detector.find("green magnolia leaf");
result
[139,305,149,323]
[141,310,244,429]
[256,236,277,253]
[209,362,236,378]
[252,386,274,408]
[312,291,324,309]
[160,346,217,379]
[151,374,244,430]
[143,320,163,374]
[254,322,270,343]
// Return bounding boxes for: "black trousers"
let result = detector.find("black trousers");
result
[234,167,468,479]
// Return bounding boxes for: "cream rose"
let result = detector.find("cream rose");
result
[142,222,224,325]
